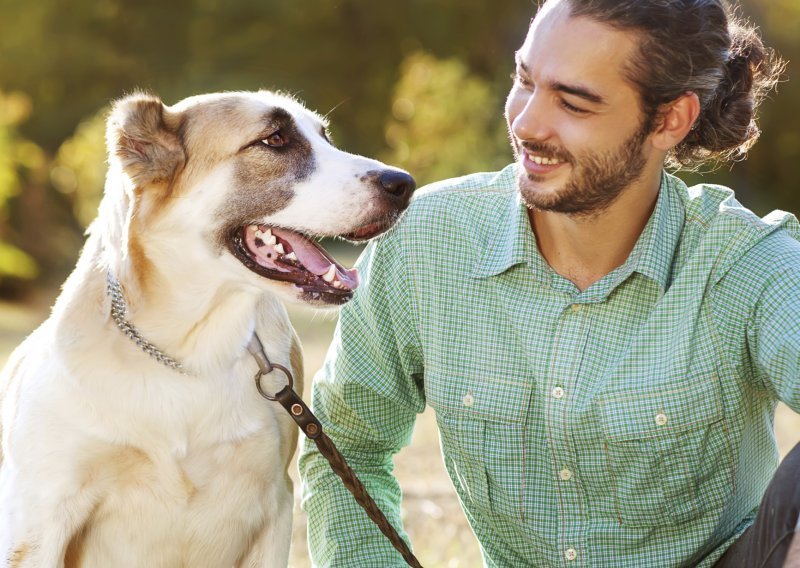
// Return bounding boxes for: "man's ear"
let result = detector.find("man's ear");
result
[650,91,701,152]
[106,92,186,188]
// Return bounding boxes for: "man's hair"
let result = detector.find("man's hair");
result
[555,0,785,169]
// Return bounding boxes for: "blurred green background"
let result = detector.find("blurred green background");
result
[0,0,799,295]
[0,1,799,566]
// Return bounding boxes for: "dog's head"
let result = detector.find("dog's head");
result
[102,90,414,306]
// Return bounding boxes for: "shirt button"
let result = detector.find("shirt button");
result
[559,468,573,481]
[552,387,565,399]
[569,304,583,313]
[655,413,668,426]
[462,392,475,407]
[565,548,578,561]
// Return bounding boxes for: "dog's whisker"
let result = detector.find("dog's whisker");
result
[322,98,350,122]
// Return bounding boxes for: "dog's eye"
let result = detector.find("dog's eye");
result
[261,131,287,148]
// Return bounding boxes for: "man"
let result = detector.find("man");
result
[299,0,800,566]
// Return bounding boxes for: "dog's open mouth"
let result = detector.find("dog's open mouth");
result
[231,224,366,304]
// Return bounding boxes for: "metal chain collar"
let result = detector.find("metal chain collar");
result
[106,272,188,375]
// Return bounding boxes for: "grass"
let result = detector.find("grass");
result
[1,264,798,567]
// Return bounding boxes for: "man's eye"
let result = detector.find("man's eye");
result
[261,131,287,147]
[561,100,589,114]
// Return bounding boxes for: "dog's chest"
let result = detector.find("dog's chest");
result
[75,426,289,566]
[70,371,294,566]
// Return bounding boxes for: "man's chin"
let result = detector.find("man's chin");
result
[516,169,564,211]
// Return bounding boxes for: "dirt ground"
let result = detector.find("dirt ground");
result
[1,295,797,568]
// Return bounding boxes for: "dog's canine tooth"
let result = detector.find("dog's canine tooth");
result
[264,229,272,238]
[266,235,277,246]
[274,243,285,254]
[285,252,298,262]
[322,265,337,283]
[255,230,264,238]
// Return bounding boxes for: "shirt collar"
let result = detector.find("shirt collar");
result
[471,170,685,293]
[470,183,547,281]
[620,172,685,292]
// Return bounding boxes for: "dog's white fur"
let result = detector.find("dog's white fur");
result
[0,91,410,567]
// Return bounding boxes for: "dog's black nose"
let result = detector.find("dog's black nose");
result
[378,170,416,199]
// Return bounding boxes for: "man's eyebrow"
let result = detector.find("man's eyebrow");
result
[515,58,607,106]
[551,81,607,105]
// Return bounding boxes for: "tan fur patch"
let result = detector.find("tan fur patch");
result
[112,446,152,474]
[179,468,198,501]
[126,217,154,294]
[7,543,29,568]
[64,526,89,568]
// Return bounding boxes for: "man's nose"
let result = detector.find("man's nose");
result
[510,92,554,142]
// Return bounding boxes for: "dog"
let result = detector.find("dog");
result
[0,90,414,567]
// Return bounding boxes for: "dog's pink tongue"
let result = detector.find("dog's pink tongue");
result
[270,227,359,289]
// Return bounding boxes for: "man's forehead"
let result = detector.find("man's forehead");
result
[518,1,641,98]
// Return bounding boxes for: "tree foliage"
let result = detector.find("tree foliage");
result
[0,0,797,294]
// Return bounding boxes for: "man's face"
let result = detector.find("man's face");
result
[505,1,656,216]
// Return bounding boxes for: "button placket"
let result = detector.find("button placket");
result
[544,299,591,568]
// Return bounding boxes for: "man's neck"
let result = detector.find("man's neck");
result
[529,171,662,292]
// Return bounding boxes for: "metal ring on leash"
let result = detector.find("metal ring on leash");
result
[254,364,293,401]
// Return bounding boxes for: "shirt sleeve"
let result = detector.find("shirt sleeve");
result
[298,225,425,567]
[746,234,800,413]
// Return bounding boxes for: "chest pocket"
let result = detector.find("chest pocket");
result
[427,371,531,521]
[597,376,734,527]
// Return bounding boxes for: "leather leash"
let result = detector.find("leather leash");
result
[247,335,424,568]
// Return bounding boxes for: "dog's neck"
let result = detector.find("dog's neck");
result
[113,269,279,375]
[54,233,288,377]
[106,271,189,374]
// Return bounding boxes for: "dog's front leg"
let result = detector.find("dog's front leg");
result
[238,484,294,568]
[0,470,95,568]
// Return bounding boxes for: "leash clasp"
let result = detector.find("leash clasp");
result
[253,363,294,401]
[247,334,294,400]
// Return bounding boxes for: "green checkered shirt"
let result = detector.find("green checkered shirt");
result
[299,165,800,567]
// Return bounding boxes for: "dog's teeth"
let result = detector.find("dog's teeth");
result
[285,252,298,261]
[266,235,277,245]
[274,243,285,254]
[255,230,264,238]
[332,280,346,289]
[264,229,272,237]
[322,265,337,283]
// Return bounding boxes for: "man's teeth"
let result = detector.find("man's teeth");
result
[529,154,563,165]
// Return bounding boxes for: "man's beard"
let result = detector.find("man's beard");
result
[513,121,651,217]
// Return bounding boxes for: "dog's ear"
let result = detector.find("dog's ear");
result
[107,93,186,188]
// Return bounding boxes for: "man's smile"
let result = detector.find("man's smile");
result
[521,149,568,175]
